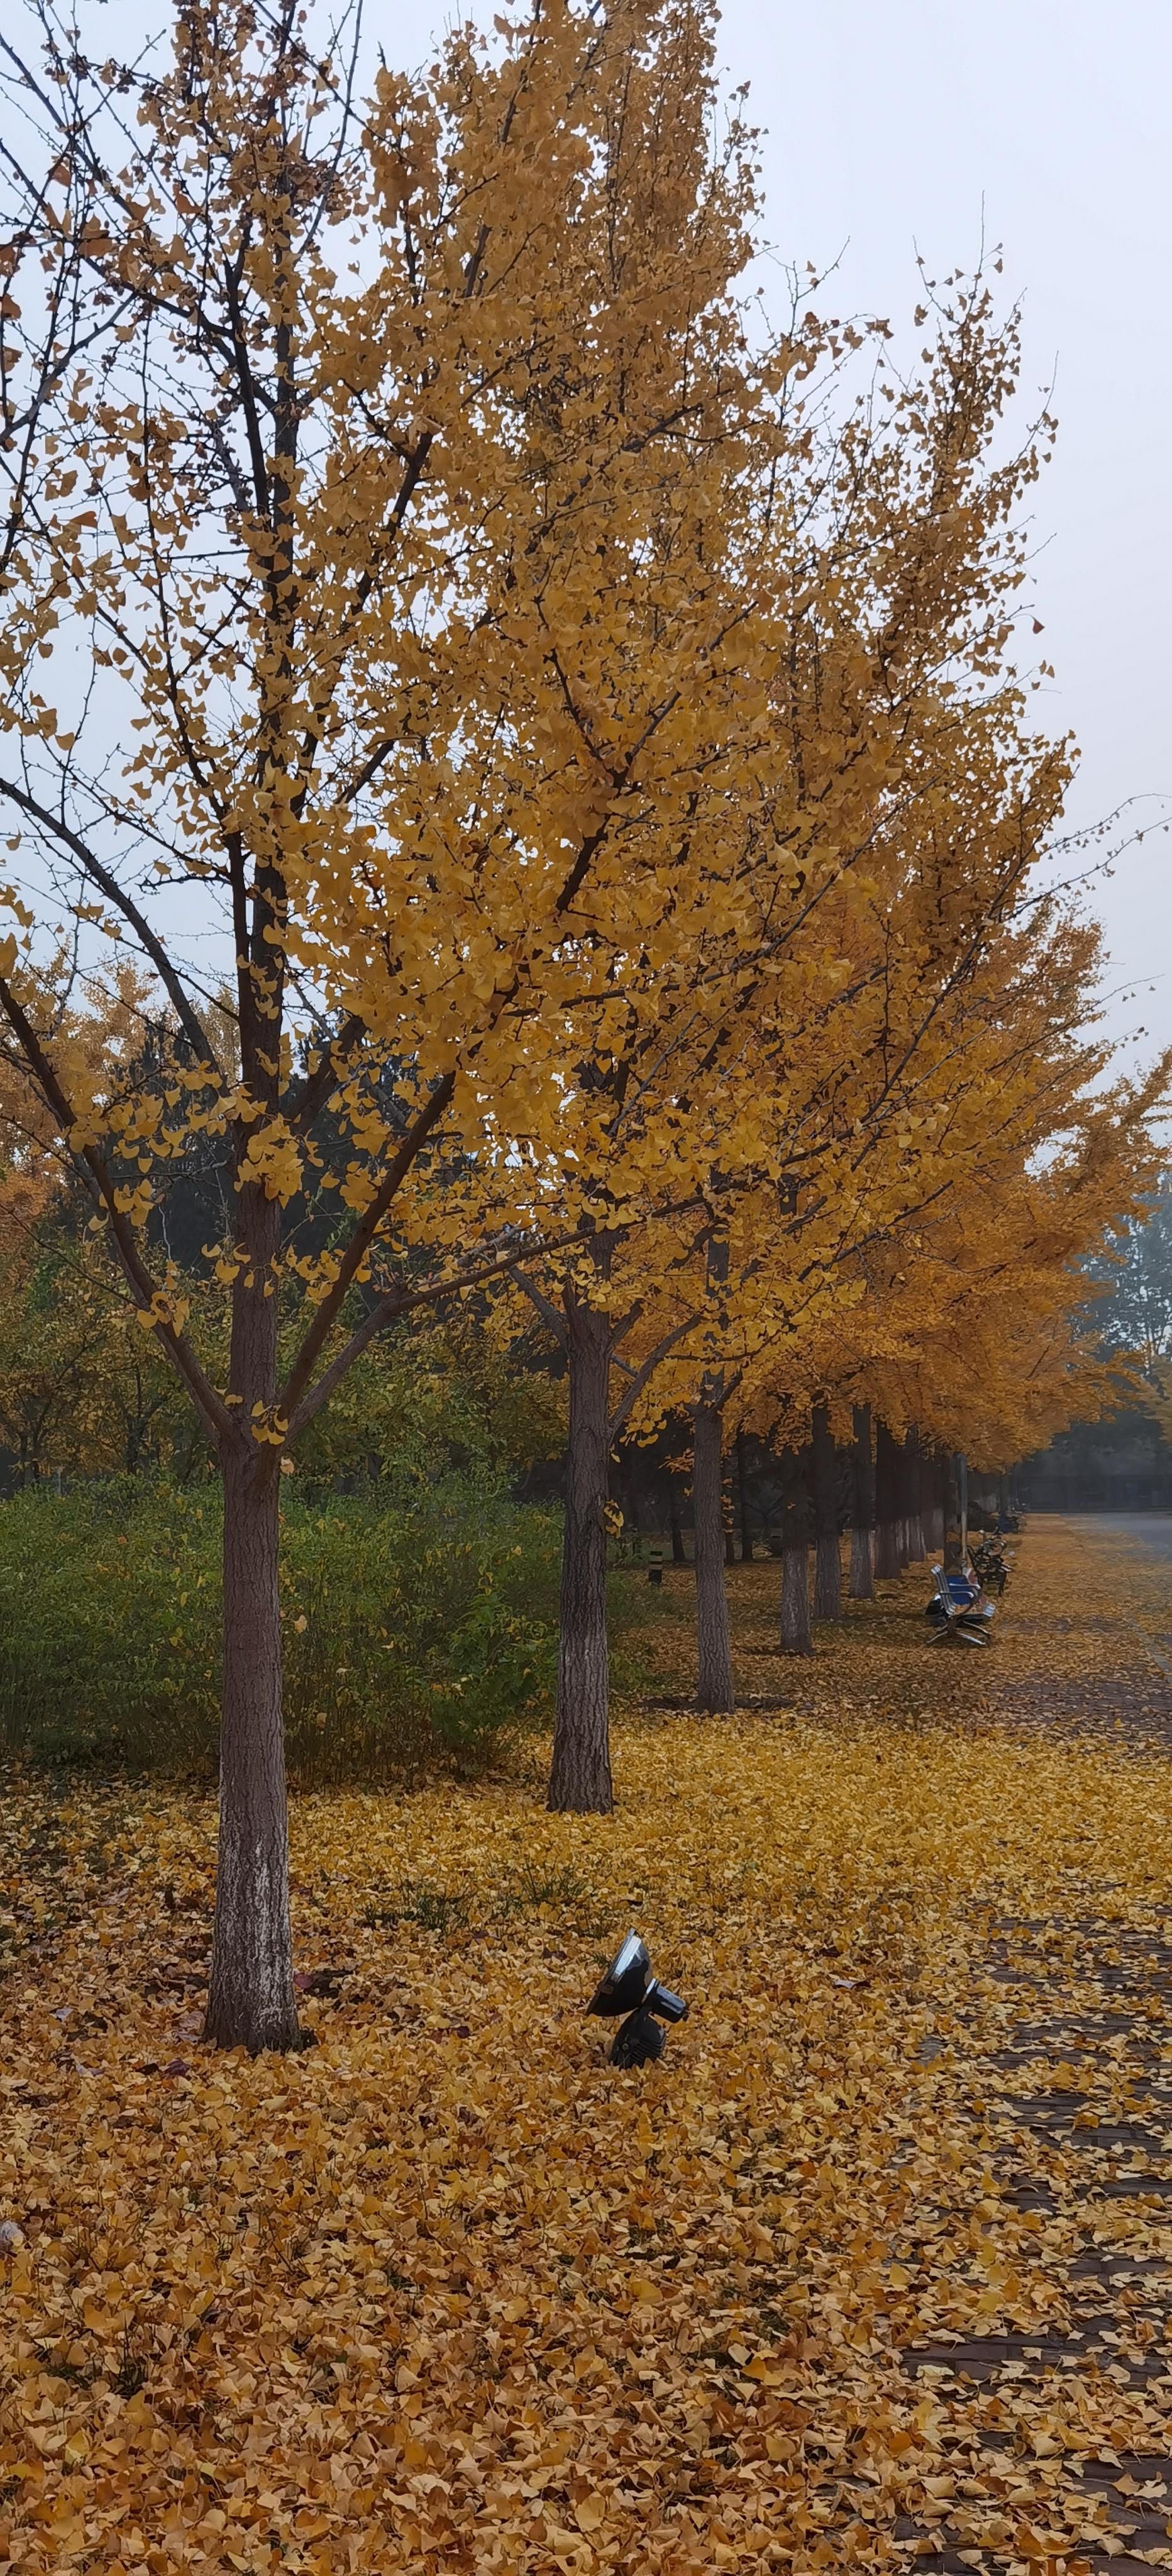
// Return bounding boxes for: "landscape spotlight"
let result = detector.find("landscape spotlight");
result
[587,1931,688,2068]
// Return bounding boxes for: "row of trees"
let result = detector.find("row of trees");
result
[0,0,1166,2047]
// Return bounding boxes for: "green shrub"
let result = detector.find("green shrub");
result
[0,1476,559,1780]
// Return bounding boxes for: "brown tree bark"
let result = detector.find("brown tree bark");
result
[943,1450,970,1568]
[904,1426,926,1560]
[694,1395,734,1712]
[849,1402,875,1599]
[204,1441,299,2051]
[849,1402,875,1597]
[205,1189,299,2055]
[779,1452,813,1653]
[736,1431,754,1560]
[780,1543,812,1653]
[811,1399,842,1619]
[547,1295,614,1813]
[874,1418,902,1579]
[898,1432,914,1563]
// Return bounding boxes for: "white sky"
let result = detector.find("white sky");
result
[13,0,1172,1071]
[711,0,1172,1070]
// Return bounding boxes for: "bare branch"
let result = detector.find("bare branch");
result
[287,1222,592,1439]
[609,1314,699,1435]
[514,1267,568,1346]
[0,970,233,1445]
[0,776,223,1075]
[277,1067,457,1423]
[291,1011,367,1139]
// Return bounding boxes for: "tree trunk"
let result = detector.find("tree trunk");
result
[874,1419,902,1579]
[905,1426,926,1560]
[736,1431,754,1560]
[620,1465,641,1559]
[670,1501,687,1564]
[547,1299,614,1814]
[693,1396,734,1713]
[779,1450,813,1653]
[896,1431,913,1565]
[205,1179,299,2055]
[944,1450,968,1569]
[849,1402,875,1599]
[205,1441,299,2051]
[780,1543,812,1653]
[895,1426,910,1568]
[811,1399,841,1619]
[920,1443,934,1557]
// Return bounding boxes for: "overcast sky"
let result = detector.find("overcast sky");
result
[18,0,1172,1070]
[710,0,1172,1070]
[397,0,1171,1066]
[394,0,1171,1073]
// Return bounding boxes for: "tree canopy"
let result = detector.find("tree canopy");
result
[0,0,1166,2046]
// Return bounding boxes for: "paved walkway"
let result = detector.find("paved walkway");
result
[1073,1513,1172,1563]
[899,1517,1172,2573]
[1066,1514,1172,1685]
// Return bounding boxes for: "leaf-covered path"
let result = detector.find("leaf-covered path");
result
[4,1517,1172,2574]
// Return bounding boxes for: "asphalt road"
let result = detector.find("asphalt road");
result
[1072,1512,1172,1560]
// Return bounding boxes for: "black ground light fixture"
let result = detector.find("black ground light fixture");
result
[587,1931,688,2067]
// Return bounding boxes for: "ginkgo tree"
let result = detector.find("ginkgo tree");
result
[844,896,1172,1479]
[775,1100,1169,1633]
[0,972,184,1475]
[643,886,1172,1670]
[1,0,1148,2049]
[0,0,876,2046]
[575,730,1102,1705]
[503,259,1080,1790]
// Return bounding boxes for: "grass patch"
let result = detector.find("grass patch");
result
[0,1474,560,1781]
[6,1524,1172,2571]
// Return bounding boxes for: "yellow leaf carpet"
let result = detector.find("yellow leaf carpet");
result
[4,1516,1172,2576]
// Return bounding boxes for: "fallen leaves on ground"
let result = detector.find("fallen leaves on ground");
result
[4,1518,1172,2573]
